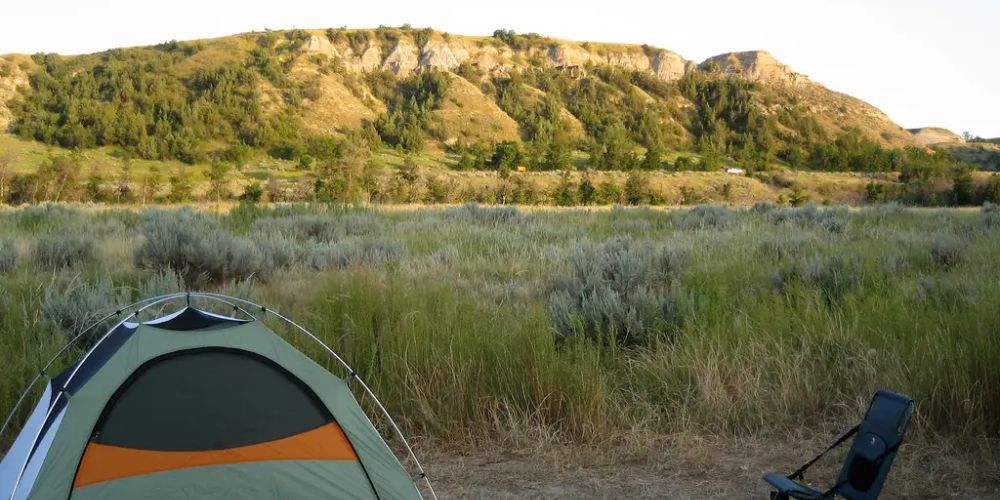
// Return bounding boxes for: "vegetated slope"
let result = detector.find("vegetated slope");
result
[0,26,937,174]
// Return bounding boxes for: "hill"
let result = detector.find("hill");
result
[0,27,994,207]
[0,28,921,164]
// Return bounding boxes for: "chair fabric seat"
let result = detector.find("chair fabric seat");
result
[763,472,825,499]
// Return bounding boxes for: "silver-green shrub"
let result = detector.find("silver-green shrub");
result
[548,237,684,346]
[31,233,97,269]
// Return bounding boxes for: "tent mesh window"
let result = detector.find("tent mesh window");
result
[91,348,333,451]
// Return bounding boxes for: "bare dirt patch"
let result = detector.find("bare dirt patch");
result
[423,437,1000,499]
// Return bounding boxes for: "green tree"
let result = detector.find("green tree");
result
[552,170,579,206]
[239,182,264,202]
[205,162,232,203]
[641,147,663,170]
[316,132,371,202]
[167,172,193,203]
[577,173,598,205]
[140,166,163,204]
[623,170,652,205]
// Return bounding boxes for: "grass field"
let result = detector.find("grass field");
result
[0,202,998,494]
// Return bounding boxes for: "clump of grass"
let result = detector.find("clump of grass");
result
[750,201,777,214]
[0,239,17,273]
[31,233,97,269]
[978,202,1000,229]
[928,233,967,269]
[914,276,977,311]
[42,277,129,339]
[444,202,528,227]
[677,204,733,230]
[876,253,911,277]
[548,237,684,346]
[773,254,862,305]
[757,233,813,260]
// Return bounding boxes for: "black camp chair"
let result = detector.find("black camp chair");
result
[763,390,914,500]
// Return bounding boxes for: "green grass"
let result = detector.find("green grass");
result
[0,203,997,450]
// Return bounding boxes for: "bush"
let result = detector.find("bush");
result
[928,233,966,269]
[444,202,528,227]
[677,204,733,230]
[32,233,97,269]
[252,213,382,242]
[766,203,849,233]
[548,238,684,346]
[304,238,406,270]
[134,209,268,285]
[0,239,17,272]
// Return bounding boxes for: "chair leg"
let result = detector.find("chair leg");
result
[770,492,790,500]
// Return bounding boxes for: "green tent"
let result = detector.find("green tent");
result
[0,293,433,499]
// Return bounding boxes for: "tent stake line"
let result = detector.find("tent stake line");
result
[1,292,436,500]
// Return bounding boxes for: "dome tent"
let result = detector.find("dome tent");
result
[0,292,434,499]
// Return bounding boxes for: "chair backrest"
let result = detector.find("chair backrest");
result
[836,390,914,500]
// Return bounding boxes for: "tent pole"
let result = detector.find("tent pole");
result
[188,292,438,500]
[0,292,196,441]
[7,292,192,500]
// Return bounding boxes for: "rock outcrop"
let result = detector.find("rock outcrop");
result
[0,57,30,132]
[700,51,808,84]
[908,127,964,146]
[649,50,690,81]
[382,40,420,75]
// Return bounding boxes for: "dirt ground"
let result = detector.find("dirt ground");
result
[423,437,1000,499]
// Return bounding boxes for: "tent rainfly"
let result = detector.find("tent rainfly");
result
[0,292,434,500]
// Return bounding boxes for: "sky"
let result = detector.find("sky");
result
[2,0,997,137]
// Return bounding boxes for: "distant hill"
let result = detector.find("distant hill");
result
[0,27,969,175]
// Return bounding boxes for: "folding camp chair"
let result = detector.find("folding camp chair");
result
[763,390,914,499]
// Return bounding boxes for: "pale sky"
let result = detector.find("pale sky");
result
[2,0,997,137]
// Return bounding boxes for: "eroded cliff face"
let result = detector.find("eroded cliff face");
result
[304,33,694,81]
[700,51,809,84]
[0,57,31,132]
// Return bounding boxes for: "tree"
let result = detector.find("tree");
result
[140,166,163,204]
[205,161,232,203]
[551,170,578,206]
[167,172,193,203]
[577,173,597,205]
[239,182,264,202]
[316,132,371,202]
[114,161,134,204]
[37,155,82,202]
[0,152,14,202]
[623,170,653,205]
[951,168,976,206]
[980,175,1000,204]
[84,172,109,203]
[491,141,521,176]
[641,147,663,170]
[266,174,282,203]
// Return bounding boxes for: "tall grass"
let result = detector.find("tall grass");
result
[0,204,997,450]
